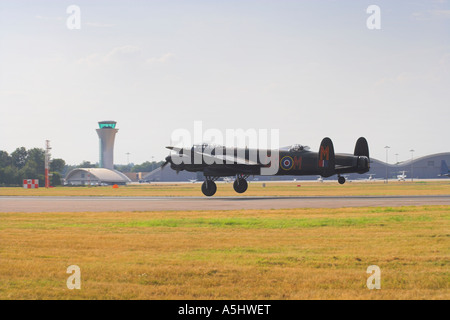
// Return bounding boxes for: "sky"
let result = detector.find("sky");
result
[0,0,449,165]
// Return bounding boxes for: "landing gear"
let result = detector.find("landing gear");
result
[338,175,346,185]
[201,175,249,196]
[233,175,248,193]
[201,179,217,197]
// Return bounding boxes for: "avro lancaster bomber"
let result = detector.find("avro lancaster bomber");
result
[162,137,370,196]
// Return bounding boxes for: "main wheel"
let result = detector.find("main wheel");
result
[201,180,217,196]
[233,178,248,193]
[338,176,346,185]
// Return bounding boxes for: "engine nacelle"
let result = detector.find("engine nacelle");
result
[357,156,370,173]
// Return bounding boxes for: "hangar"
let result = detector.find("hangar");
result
[365,152,450,181]
[65,168,131,186]
[142,165,200,182]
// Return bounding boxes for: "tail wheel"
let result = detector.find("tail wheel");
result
[201,180,217,197]
[338,176,346,185]
[233,178,248,193]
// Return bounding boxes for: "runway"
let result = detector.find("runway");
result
[1,195,450,212]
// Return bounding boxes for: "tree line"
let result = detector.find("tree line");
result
[0,147,65,187]
[0,147,164,187]
[115,161,165,173]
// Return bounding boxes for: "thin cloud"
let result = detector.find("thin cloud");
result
[77,45,142,66]
[430,9,450,17]
[411,9,450,20]
[35,15,63,21]
[77,46,175,67]
[104,45,142,63]
[0,90,28,97]
[86,22,116,28]
[145,53,175,65]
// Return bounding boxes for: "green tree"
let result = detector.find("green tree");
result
[10,148,45,186]
[20,160,44,186]
[131,161,164,172]
[0,147,68,186]
[115,163,134,173]
[51,172,62,186]
[11,147,28,169]
[27,148,45,170]
[50,158,66,173]
[0,150,12,167]
[0,166,18,186]
[78,161,97,168]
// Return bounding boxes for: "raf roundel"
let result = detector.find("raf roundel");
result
[280,156,294,171]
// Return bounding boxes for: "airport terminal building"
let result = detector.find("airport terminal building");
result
[65,121,131,186]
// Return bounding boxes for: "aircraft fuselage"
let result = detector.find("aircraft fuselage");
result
[162,137,370,196]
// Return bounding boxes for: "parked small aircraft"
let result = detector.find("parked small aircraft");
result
[366,173,376,181]
[397,171,407,181]
[359,173,382,182]
[162,137,370,196]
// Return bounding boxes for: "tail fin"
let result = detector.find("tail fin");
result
[318,137,335,177]
[354,137,369,158]
[354,137,370,173]
[441,160,449,175]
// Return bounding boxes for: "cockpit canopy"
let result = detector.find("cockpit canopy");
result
[284,144,310,152]
[192,143,222,150]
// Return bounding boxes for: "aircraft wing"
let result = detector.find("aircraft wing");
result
[199,152,260,166]
[335,165,354,170]
[166,146,183,152]
[166,146,260,166]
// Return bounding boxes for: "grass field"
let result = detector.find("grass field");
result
[1,180,450,197]
[0,205,448,299]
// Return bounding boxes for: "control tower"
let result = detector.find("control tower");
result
[96,121,118,170]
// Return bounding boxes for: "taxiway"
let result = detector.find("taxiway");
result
[1,195,450,212]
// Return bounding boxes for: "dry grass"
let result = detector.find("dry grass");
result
[1,180,450,197]
[0,206,448,299]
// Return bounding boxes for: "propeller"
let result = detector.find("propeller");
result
[162,147,187,174]
[161,155,171,169]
